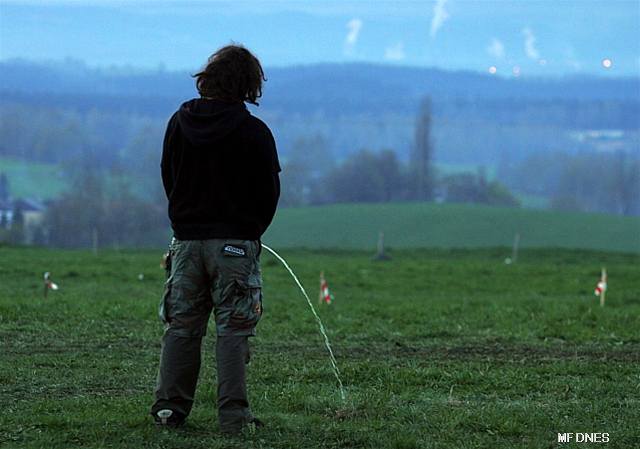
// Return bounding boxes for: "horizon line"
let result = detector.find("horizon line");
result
[1,56,637,82]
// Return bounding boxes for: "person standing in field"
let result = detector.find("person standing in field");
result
[150,44,281,434]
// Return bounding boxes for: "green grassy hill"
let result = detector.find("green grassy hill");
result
[0,157,67,199]
[264,203,640,253]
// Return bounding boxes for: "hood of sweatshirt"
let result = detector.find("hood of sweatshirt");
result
[176,98,250,147]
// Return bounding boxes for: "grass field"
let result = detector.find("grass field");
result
[1,246,639,448]
[514,193,550,210]
[265,203,640,253]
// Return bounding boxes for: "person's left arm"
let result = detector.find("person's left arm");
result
[160,113,179,200]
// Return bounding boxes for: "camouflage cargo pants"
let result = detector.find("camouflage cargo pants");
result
[150,238,263,432]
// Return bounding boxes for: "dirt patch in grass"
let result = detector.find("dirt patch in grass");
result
[5,331,637,363]
[415,343,639,362]
[1,334,154,356]
[260,341,640,363]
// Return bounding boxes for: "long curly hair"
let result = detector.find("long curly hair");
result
[193,44,266,105]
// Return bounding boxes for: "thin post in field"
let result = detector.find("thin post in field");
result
[373,230,390,261]
[512,233,520,263]
[92,227,99,256]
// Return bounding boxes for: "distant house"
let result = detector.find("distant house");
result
[0,198,46,243]
[0,199,14,228]
[14,198,46,228]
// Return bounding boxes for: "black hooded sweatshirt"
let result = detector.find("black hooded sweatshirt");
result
[161,98,281,240]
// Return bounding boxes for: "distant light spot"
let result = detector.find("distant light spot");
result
[602,58,613,69]
[512,65,521,76]
[538,59,547,66]
[488,65,497,74]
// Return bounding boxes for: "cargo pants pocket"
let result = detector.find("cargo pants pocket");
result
[228,278,263,331]
[158,238,180,325]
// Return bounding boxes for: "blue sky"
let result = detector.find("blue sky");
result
[0,0,638,76]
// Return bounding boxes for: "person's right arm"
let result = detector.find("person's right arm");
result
[253,122,282,235]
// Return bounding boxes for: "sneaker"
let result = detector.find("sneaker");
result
[153,409,185,428]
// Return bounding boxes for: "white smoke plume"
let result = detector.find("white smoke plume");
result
[487,38,505,59]
[522,27,540,60]
[430,0,450,38]
[345,18,363,54]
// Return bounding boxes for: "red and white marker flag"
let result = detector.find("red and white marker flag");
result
[594,280,606,296]
[594,267,607,307]
[319,271,334,305]
[43,272,59,298]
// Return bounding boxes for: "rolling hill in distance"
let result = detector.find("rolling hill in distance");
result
[2,59,638,114]
[264,203,640,253]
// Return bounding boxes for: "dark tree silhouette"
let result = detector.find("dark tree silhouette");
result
[410,97,434,201]
[0,172,9,202]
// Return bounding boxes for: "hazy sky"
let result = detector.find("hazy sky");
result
[1,0,639,76]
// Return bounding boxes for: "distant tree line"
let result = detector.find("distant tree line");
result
[43,162,168,248]
[0,102,161,168]
[280,143,520,208]
[280,99,520,208]
[502,150,640,215]
[0,157,169,248]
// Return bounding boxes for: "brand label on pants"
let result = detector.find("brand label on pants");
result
[223,245,246,257]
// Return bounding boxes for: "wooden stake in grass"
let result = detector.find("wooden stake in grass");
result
[92,227,99,256]
[373,230,391,261]
[595,267,607,307]
[511,232,520,263]
[504,233,520,264]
